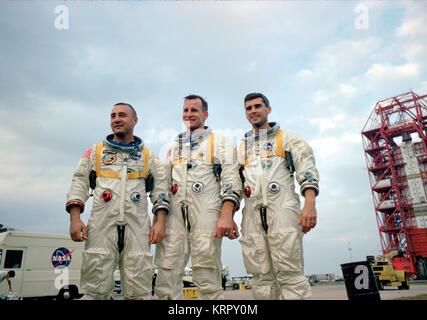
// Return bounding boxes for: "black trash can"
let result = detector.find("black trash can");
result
[340,260,381,301]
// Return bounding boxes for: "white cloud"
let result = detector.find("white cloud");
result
[313,90,331,105]
[295,68,316,82]
[289,37,383,117]
[352,63,422,96]
[396,15,427,38]
[245,62,257,73]
[0,127,18,142]
[390,2,427,70]
[364,62,420,79]
[308,130,366,172]
[416,81,427,93]
[309,136,356,165]
[311,37,383,80]
[310,137,343,158]
[352,63,422,99]
[309,114,345,133]
[342,133,362,144]
[403,43,427,62]
[339,84,360,97]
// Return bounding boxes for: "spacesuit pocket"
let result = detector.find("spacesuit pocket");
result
[240,235,270,275]
[190,234,217,268]
[269,228,303,272]
[123,251,153,280]
[121,251,153,297]
[81,248,115,294]
[154,233,186,270]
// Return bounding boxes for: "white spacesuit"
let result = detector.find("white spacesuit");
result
[154,127,241,300]
[66,135,170,299]
[237,122,319,300]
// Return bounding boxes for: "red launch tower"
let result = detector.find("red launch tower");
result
[362,91,427,278]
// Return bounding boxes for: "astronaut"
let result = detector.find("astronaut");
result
[154,95,241,300]
[66,103,170,300]
[238,93,319,300]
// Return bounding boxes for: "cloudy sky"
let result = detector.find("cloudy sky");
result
[1,1,426,277]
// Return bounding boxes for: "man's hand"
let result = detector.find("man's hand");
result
[215,201,238,238]
[69,208,87,242]
[227,220,240,240]
[300,189,317,233]
[149,209,167,244]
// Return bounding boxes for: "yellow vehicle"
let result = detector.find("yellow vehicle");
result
[370,251,410,290]
[229,276,253,290]
[183,287,199,300]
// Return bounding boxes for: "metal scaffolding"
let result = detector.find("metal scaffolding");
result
[362,91,427,278]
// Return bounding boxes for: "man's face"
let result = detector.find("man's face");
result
[110,104,138,138]
[245,97,271,128]
[183,98,208,131]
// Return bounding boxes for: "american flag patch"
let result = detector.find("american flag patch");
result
[82,146,93,159]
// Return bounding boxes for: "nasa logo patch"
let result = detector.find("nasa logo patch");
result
[51,247,73,269]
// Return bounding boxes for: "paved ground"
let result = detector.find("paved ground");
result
[111,282,427,300]
[222,282,427,300]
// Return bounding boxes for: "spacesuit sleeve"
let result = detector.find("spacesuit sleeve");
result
[165,145,174,185]
[236,140,246,188]
[284,130,320,197]
[217,134,242,209]
[65,144,95,213]
[148,150,171,215]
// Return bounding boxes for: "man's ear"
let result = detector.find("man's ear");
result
[204,111,209,121]
[267,106,272,115]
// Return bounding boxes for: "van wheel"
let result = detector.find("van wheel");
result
[58,288,73,300]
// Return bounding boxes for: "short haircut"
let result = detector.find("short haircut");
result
[184,94,208,111]
[8,270,15,277]
[244,92,270,107]
[113,102,137,116]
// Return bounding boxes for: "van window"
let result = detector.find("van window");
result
[4,250,23,269]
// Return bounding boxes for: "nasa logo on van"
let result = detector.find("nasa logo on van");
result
[51,247,73,269]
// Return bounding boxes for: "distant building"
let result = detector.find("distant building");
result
[310,273,336,282]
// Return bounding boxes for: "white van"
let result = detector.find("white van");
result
[0,229,83,299]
